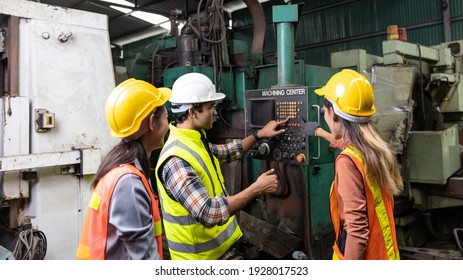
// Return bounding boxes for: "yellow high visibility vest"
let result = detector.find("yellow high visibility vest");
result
[156,125,242,260]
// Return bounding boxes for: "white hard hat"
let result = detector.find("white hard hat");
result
[170,73,225,104]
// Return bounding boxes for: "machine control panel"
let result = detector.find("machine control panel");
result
[245,87,318,165]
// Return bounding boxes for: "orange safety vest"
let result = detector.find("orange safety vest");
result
[330,146,400,260]
[76,164,163,259]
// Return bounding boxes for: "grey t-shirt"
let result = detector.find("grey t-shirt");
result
[104,164,160,260]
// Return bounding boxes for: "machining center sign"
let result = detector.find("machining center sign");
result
[261,88,307,97]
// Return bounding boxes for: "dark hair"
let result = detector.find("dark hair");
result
[172,103,204,124]
[323,98,332,110]
[91,106,166,189]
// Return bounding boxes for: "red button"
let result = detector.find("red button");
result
[296,154,306,163]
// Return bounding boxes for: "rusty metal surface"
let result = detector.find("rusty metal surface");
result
[6,16,19,97]
[416,177,463,198]
[400,246,462,260]
[266,162,305,238]
[239,210,301,258]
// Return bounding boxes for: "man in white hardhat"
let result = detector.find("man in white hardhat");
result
[155,72,287,260]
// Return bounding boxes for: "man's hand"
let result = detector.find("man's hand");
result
[257,117,289,138]
[227,169,278,215]
[253,169,278,195]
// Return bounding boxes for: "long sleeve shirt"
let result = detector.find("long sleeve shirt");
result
[160,139,243,228]
[334,143,369,260]
[330,138,347,150]
[105,161,160,260]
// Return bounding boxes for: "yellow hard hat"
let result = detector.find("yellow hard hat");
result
[315,69,375,123]
[105,78,172,138]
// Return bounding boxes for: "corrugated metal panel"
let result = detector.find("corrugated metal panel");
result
[232,0,458,67]
[451,0,463,41]
[299,0,346,10]
[372,0,441,26]
[451,0,463,16]
[453,21,463,40]
[408,24,444,46]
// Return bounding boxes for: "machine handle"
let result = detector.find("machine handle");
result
[311,104,321,160]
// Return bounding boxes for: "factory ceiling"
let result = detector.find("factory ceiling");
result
[37,0,264,47]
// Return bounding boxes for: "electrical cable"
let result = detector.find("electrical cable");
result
[13,228,47,260]
[298,164,314,259]
[454,228,463,258]
[196,0,205,40]
[423,212,453,241]
[268,161,289,197]
[203,0,227,44]
[218,108,237,128]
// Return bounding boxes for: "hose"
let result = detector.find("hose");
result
[453,228,463,258]
[299,165,314,259]
[13,228,47,260]
[424,211,453,241]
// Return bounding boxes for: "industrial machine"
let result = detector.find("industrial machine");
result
[1,0,463,260]
[0,0,117,259]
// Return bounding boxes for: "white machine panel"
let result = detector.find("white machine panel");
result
[1,0,118,259]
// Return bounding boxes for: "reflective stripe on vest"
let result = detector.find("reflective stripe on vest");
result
[330,146,399,260]
[156,125,242,260]
[76,164,163,259]
[167,218,239,254]
[163,139,219,196]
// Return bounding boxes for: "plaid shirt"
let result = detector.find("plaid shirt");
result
[160,139,243,228]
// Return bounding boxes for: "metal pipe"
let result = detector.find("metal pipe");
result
[0,99,4,204]
[184,0,189,18]
[442,0,451,42]
[454,228,463,258]
[299,165,314,259]
[242,0,266,64]
[277,22,294,86]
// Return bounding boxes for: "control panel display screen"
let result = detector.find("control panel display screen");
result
[249,99,274,128]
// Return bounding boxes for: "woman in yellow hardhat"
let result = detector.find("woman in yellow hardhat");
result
[76,79,171,260]
[315,69,403,260]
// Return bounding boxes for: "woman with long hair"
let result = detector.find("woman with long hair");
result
[315,69,403,260]
[76,79,171,259]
